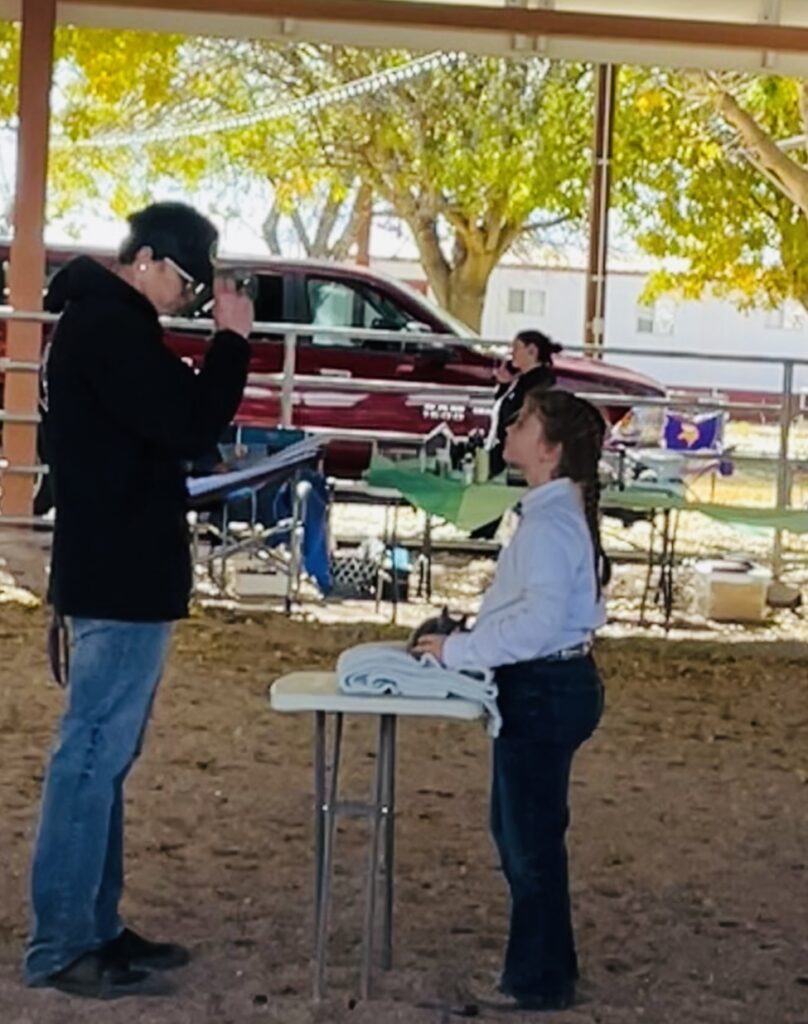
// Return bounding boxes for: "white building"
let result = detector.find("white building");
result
[373,257,808,397]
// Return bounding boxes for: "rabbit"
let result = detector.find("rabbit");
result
[407,605,468,654]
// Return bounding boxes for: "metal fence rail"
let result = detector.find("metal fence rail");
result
[1,305,806,572]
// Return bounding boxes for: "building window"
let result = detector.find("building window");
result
[507,288,525,314]
[507,287,546,316]
[526,288,546,316]
[766,301,806,331]
[636,297,675,336]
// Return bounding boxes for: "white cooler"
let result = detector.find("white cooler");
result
[693,559,772,623]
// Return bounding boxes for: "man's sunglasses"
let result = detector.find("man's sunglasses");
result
[164,256,204,298]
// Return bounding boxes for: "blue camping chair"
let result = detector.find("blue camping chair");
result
[194,428,331,603]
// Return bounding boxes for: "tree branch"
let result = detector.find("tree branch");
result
[262,200,282,254]
[312,192,342,255]
[331,181,373,261]
[290,208,313,256]
[518,213,574,236]
[711,85,808,213]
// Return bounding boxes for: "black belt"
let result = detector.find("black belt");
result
[535,640,593,664]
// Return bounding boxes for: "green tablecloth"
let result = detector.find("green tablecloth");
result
[603,487,808,534]
[366,456,526,531]
[365,459,808,536]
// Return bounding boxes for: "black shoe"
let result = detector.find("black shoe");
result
[489,980,576,1013]
[497,966,573,1007]
[513,986,576,1012]
[37,950,170,1000]
[104,928,190,971]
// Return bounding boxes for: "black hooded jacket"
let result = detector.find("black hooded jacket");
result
[42,257,250,621]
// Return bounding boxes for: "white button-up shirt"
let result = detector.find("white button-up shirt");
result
[443,478,606,670]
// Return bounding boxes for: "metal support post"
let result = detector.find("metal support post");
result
[772,360,794,576]
[281,332,297,429]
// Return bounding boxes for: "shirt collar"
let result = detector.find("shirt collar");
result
[520,477,581,515]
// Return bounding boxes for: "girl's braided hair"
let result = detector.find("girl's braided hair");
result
[523,388,612,595]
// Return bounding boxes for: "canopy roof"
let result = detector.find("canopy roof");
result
[2,1,808,74]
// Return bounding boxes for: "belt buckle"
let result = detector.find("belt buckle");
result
[559,641,590,661]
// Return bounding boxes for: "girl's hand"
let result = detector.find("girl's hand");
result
[412,634,447,662]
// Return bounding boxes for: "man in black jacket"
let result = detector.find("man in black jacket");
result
[25,202,253,999]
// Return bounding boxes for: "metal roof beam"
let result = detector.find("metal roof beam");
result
[62,1,808,56]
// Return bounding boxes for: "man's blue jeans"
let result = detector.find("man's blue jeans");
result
[25,618,173,984]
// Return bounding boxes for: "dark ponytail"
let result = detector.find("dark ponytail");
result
[524,388,611,596]
[515,330,563,368]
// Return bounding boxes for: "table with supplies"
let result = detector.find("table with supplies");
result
[365,454,526,533]
[602,486,808,626]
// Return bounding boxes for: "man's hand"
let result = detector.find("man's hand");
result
[412,634,447,663]
[213,278,253,339]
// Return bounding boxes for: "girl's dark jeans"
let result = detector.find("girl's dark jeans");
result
[491,654,604,1000]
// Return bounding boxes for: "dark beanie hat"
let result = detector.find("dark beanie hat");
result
[118,201,218,286]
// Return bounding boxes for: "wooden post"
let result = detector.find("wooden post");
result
[1,0,56,517]
[584,63,616,358]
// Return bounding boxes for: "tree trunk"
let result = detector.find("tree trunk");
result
[354,182,373,266]
[311,194,341,256]
[392,193,510,332]
[406,214,451,309]
[331,182,373,262]
[443,250,498,332]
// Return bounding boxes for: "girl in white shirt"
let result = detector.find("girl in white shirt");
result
[414,388,608,1013]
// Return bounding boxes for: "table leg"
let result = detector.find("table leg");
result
[381,716,397,971]
[360,715,388,1000]
[639,512,657,626]
[313,712,326,931]
[220,502,230,592]
[191,518,199,594]
[425,515,433,602]
[313,712,343,1001]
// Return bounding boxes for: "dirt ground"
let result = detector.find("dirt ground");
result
[0,604,807,1024]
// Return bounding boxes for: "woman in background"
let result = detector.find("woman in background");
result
[487,330,562,478]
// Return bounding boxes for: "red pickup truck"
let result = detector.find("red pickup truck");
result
[0,246,665,478]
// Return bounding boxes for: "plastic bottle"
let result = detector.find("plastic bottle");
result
[474,447,489,483]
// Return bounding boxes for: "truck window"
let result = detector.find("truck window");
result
[177,271,285,325]
[306,276,411,347]
[253,273,284,325]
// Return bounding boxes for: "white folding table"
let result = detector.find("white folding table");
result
[269,670,484,1000]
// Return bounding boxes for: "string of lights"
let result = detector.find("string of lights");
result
[50,50,465,152]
